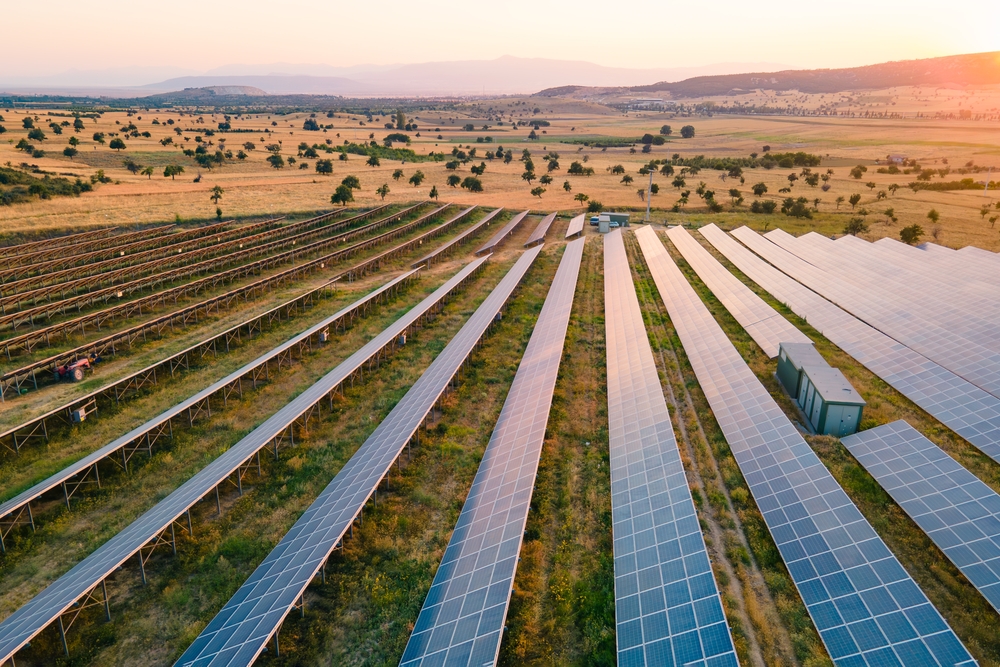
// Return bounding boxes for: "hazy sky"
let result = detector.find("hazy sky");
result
[5,0,999,76]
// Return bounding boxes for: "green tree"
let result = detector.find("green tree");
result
[447,174,461,188]
[63,147,78,159]
[927,208,940,224]
[539,174,553,185]
[366,155,380,167]
[315,159,333,175]
[73,118,85,132]
[531,186,546,198]
[844,217,869,236]
[68,136,80,146]
[210,185,224,204]
[163,165,184,180]
[563,180,572,192]
[888,183,899,196]
[865,181,876,191]
[396,110,406,130]
[659,125,672,135]
[672,176,686,189]
[587,200,602,213]
[376,183,390,200]
[331,184,354,204]
[752,182,768,197]
[980,205,991,220]
[461,177,483,192]
[850,165,867,179]
[28,129,46,141]
[123,159,142,174]
[22,117,34,129]
[429,185,439,200]
[109,138,126,151]
[680,125,695,138]
[899,224,924,245]
[408,170,425,186]
[141,166,154,179]
[341,175,361,189]
[849,193,862,209]
[93,132,105,145]
[392,168,404,181]
[574,193,589,205]
[521,171,536,184]
[620,174,633,186]
[267,154,285,169]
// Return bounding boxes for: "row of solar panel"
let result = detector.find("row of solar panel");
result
[633,226,977,667]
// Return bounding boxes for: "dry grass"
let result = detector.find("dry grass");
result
[3,91,999,248]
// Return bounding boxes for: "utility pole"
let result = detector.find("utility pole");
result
[645,168,654,222]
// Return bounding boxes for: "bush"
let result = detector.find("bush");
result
[587,200,602,213]
[899,224,923,245]
[781,197,812,218]
[303,119,320,131]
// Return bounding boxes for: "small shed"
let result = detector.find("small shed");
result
[776,342,826,399]
[603,212,630,227]
[776,342,865,436]
[798,366,865,436]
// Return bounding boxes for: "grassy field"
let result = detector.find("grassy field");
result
[2,88,999,248]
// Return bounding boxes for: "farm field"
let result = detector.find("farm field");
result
[2,85,1000,249]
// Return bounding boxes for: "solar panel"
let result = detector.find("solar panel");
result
[735,228,1000,401]
[175,246,544,667]
[666,226,810,358]
[476,210,529,256]
[764,230,1000,355]
[524,213,557,248]
[565,214,584,239]
[634,226,976,667]
[841,420,1000,615]
[400,238,585,667]
[699,224,1000,472]
[412,207,500,268]
[604,229,739,667]
[0,257,492,666]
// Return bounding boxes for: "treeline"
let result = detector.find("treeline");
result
[339,143,442,163]
[669,151,821,170]
[561,136,645,148]
[908,178,998,192]
[0,166,94,206]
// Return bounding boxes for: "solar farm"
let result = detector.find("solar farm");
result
[1,205,999,667]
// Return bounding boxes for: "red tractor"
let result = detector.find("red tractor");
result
[54,355,98,382]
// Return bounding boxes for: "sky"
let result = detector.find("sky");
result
[3,0,999,79]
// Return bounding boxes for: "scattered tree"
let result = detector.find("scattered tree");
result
[267,154,285,169]
[392,168,404,181]
[659,125,672,135]
[752,182,768,197]
[531,187,546,199]
[574,193,589,206]
[109,138,126,151]
[865,181,876,191]
[93,132,106,145]
[680,125,695,138]
[408,170,425,186]
[429,185,439,200]
[331,184,354,204]
[63,147,78,159]
[315,159,333,175]
[844,217,869,236]
[366,155,380,167]
[447,174,461,188]
[341,175,361,189]
[376,183,390,200]
[848,193,862,209]
[899,224,924,245]
[210,185,224,203]
[163,165,184,180]
[563,180,572,192]
[28,128,46,142]
[461,176,484,192]
[620,174,633,186]
[927,208,940,224]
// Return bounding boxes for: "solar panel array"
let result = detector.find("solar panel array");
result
[0,268,419,544]
[604,229,739,667]
[666,226,810,358]
[565,214,584,239]
[401,238,584,667]
[175,246,543,667]
[411,207,500,268]
[841,421,1000,614]
[634,226,976,667]
[700,224,1000,465]
[476,210,529,256]
[740,228,1000,401]
[524,213,557,248]
[0,257,491,666]
[768,230,1000,349]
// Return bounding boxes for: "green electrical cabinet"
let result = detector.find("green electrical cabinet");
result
[776,342,866,437]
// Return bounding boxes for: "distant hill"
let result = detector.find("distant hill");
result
[135,57,790,97]
[537,52,1000,98]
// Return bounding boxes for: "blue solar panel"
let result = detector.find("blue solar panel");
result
[634,226,976,667]
[400,238,585,667]
[842,421,1000,614]
[175,247,543,667]
[605,229,739,667]
[699,224,1000,466]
